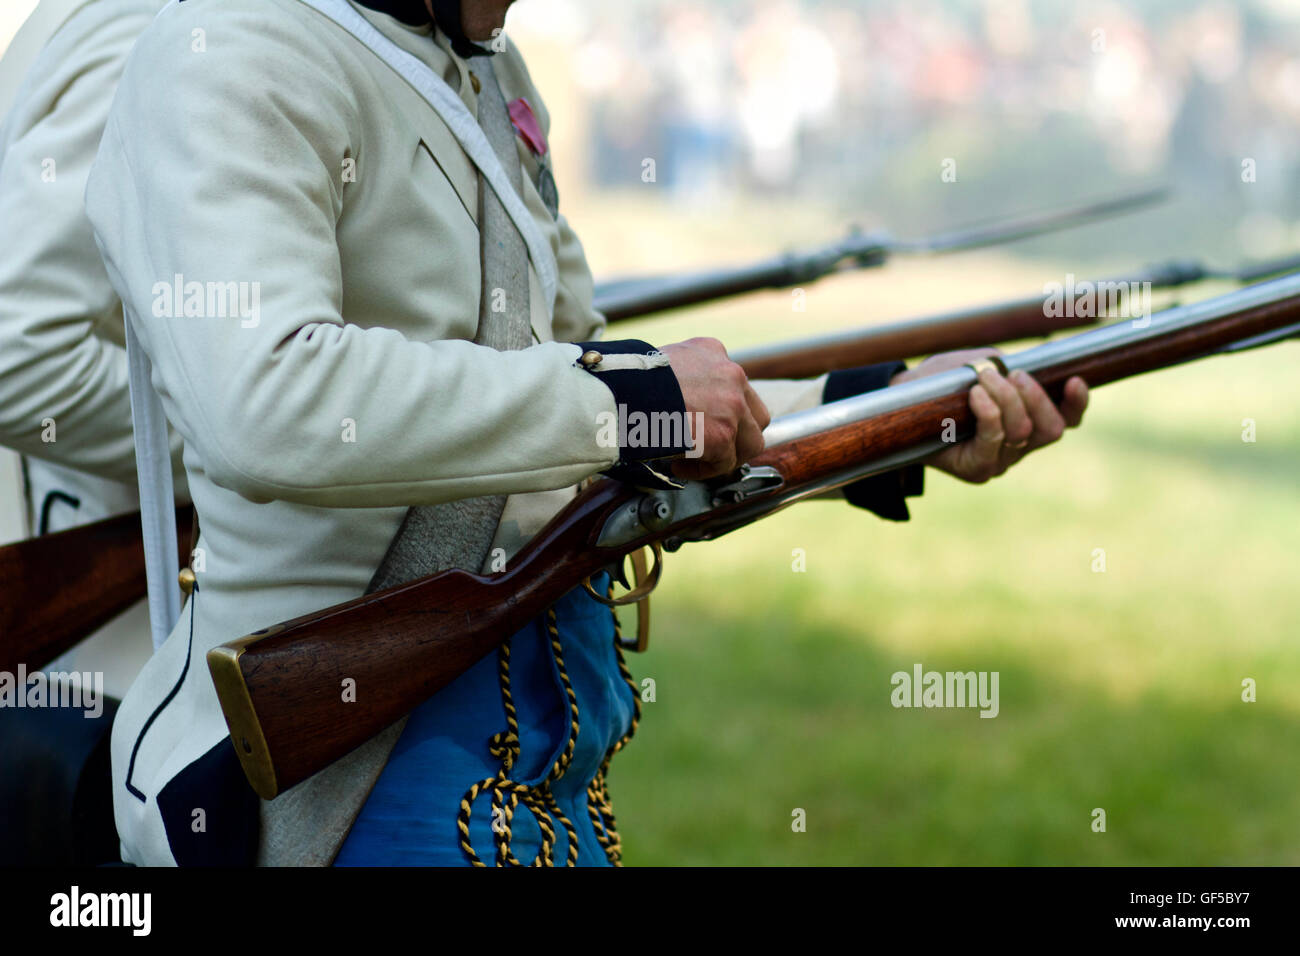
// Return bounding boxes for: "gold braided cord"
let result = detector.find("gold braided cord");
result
[457,776,557,867]
[485,642,527,867]
[489,642,520,772]
[457,606,594,866]
[543,607,583,783]
[455,591,644,867]
[536,607,583,862]
[545,789,581,867]
[582,593,644,866]
[457,639,559,867]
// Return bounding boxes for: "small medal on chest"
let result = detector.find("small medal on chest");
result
[534,162,559,220]
[508,96,560,219]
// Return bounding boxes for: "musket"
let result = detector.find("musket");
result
[593,187,1169,322]
[208,274,1300,799]
[5,251,1292,665]
[0,505,192,673]
[0,248,1155,670]
[733,251,1300,379]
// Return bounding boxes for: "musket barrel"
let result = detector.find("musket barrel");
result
[762,271,1300,451]
[596,254,830,322]
[595,189,1169,323]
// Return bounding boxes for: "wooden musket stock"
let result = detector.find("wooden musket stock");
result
[211,276,1300,799]
[735,292,1100,379]
[1,505,192,672]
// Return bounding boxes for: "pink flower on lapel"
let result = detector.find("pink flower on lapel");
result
[508,98,548,158]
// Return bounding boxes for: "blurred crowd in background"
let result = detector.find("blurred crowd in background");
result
[3,0,1297,263]
[507,0,1300,264]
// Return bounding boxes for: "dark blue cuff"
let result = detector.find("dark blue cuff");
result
[575,339,690,489]
[824,363,925,521]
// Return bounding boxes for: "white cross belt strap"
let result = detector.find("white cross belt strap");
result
[123,0,194,650]
[297,0,559,315]
[124,317,181,650]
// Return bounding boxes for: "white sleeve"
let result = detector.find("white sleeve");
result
[0,1,184,486]
[85,7,627,508]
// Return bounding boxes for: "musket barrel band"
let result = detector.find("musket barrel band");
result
[966,356,1009,378]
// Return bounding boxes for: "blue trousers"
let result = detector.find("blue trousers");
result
[334,576,638,866]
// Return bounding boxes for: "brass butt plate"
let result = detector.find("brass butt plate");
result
[207,638,280,800]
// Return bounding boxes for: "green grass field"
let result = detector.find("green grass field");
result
[576,199,1300,865]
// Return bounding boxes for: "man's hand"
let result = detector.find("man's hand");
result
[662,337,770,480]
[892,348,1089,484]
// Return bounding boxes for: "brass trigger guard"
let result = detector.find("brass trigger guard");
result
[582,541,663,608]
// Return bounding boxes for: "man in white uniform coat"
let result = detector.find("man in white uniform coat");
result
[86,0,1087,865]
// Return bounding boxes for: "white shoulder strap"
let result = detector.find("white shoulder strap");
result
[297,0,558,315]
[124,317,181,650]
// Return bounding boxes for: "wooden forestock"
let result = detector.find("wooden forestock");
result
[736,292,1100,379]
[735,254,1300,380]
